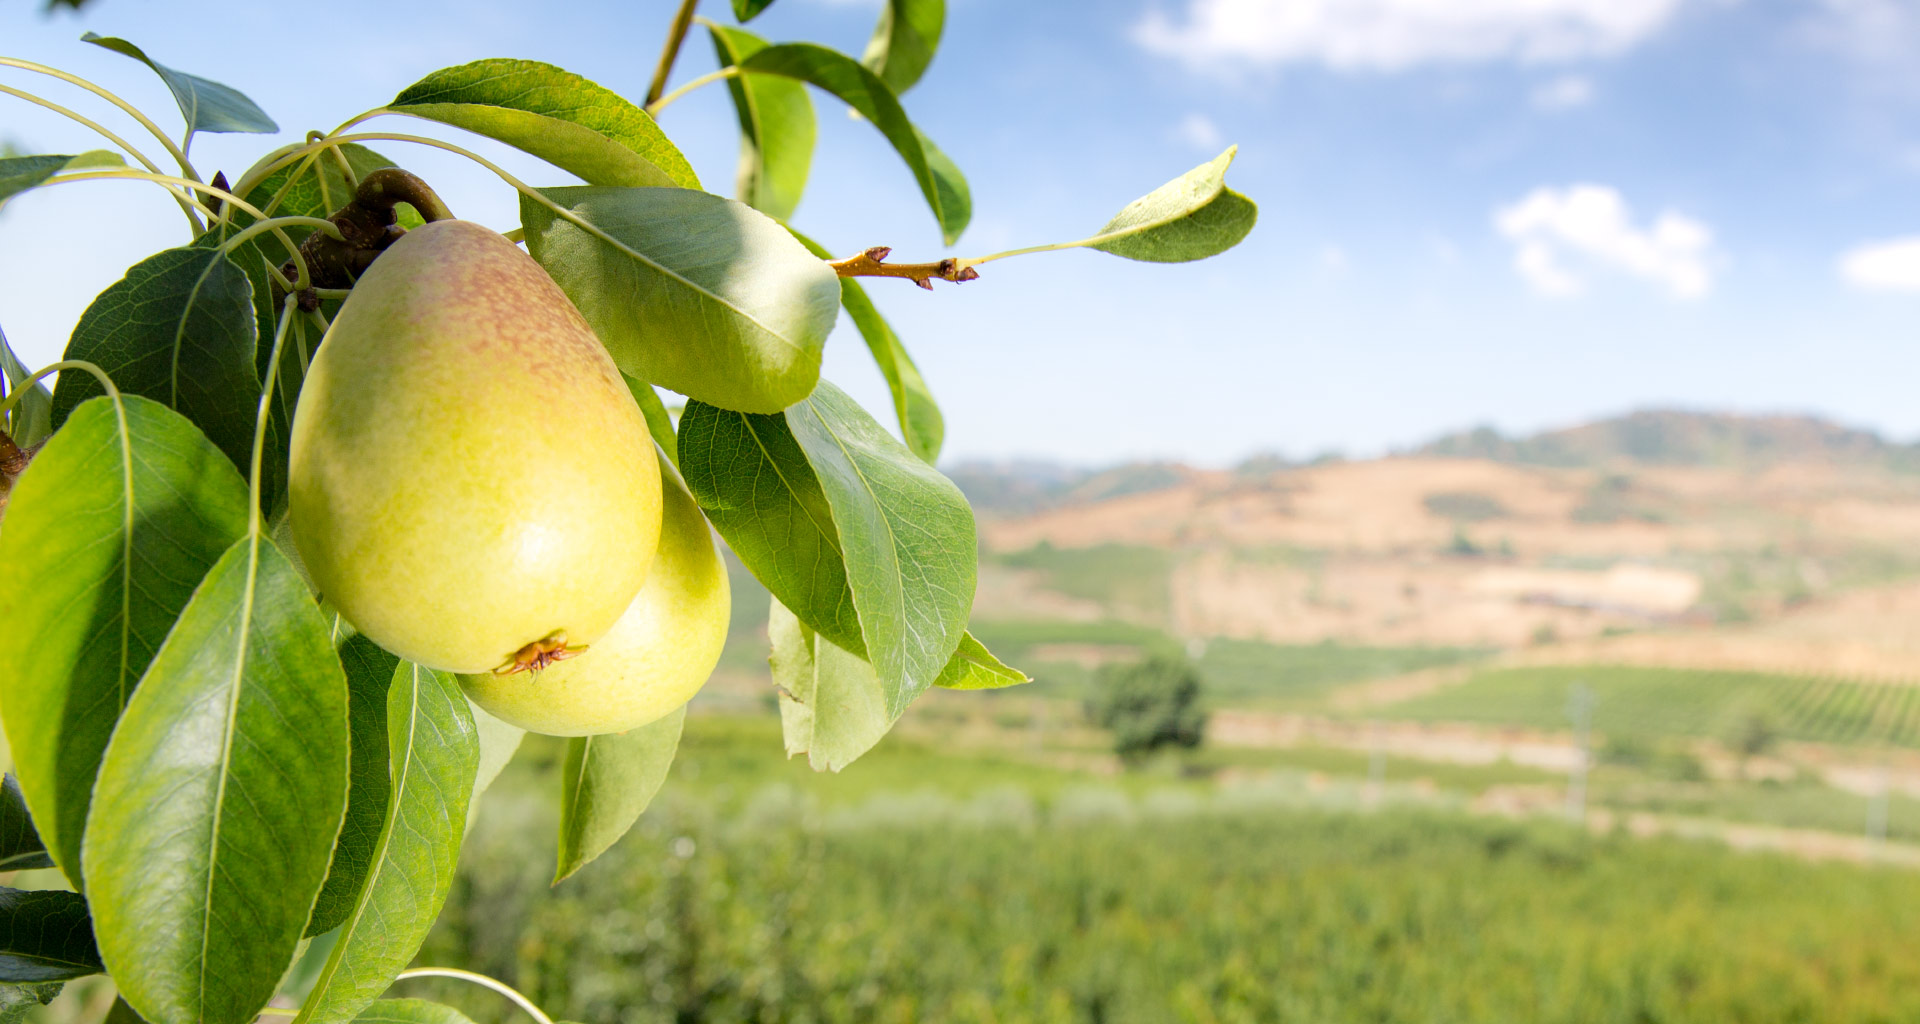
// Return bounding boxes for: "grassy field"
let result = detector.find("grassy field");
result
[994,543,1177,621]
[966,619,1486,708]
[407,714,1920,1024]
[1381,664,1920,748]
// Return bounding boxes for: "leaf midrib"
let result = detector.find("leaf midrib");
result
[541,192,807,361]
[799,399,913,694]
[199,531,262,1015]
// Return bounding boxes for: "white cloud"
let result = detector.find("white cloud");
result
[1494,185,1715,299]
[1531,74,1595,110]
[1134,0,1691,72]
[1839,238,1920,291]
[1175,113,1224,150]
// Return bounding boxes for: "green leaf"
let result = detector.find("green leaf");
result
[680,401,863,653]
[83,533,349,1024]
[81,34,276,134]
[770,598,892,771]
[0,326,52,448]
[862,0,944,95]
[0,395,248,885]
[739,43,970,244]
[0,777,51,872]
[0,152,123,206]
[354,1000,478,1024]
[555,707,685,884]
[466,701,524,827]
[297,663,477,1024]
[625,375,678,469]
[101,996,144,1024]
[788,230,943,462]
[522,186,838,413]
[935,633,1029,690]
[306,627,401,938]
[1081,147,1256,263]
[0,889,100,982]
[732,0,777,21]
[786,381,975,716]
[51,244,262,478]
[390,60,698,189]
[0,982,60,1024]
[709,25,815,222]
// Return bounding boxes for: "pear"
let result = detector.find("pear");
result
[458,453,729,736]
[289,219,661,674]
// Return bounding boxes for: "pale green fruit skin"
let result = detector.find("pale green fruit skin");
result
[459,456,729,736]
[289,219,661,674]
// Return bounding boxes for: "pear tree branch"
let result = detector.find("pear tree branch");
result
[828,247,979,290]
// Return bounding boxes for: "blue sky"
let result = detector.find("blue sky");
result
[3,0,1919,466]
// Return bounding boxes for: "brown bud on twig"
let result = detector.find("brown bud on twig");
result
[828,246,980,290]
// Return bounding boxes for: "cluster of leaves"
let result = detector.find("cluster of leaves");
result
[1085,656,1210,764]
[0,3,1253,1023]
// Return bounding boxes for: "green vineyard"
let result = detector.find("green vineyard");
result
[1382,664,1920,748]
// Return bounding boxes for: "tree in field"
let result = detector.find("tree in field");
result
[1086,656,1210,764]
[0,2,1253,1020]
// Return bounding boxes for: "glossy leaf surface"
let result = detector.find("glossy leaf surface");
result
[306,627,401,938]
[297,663,476,1024]
[51,244,261,477]
[0,396,247,884]
[0,889,100,982]
[739,43,969,244]
[82,34,277,134]
[862,0,944,95]
[555,707,686,883]
[1082,147,1257,263]
[0,778,50,873]
[710,25,815,222]
[391,60,698,189]
[787,381,975,716]
[680,401,862,653]
[84,534,348,1024]
[522,186,838,413]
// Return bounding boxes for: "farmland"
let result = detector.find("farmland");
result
[1380,664,1920,749]
[404,717,1920,1024]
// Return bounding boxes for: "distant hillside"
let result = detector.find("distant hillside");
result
[1419,410,1919,470]
[947,461,1197,516]
[952,411,1920,517]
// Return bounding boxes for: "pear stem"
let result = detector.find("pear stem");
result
[272,168,456,310]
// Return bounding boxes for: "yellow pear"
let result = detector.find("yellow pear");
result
[289,220,661,674]
[459,454,729,735]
